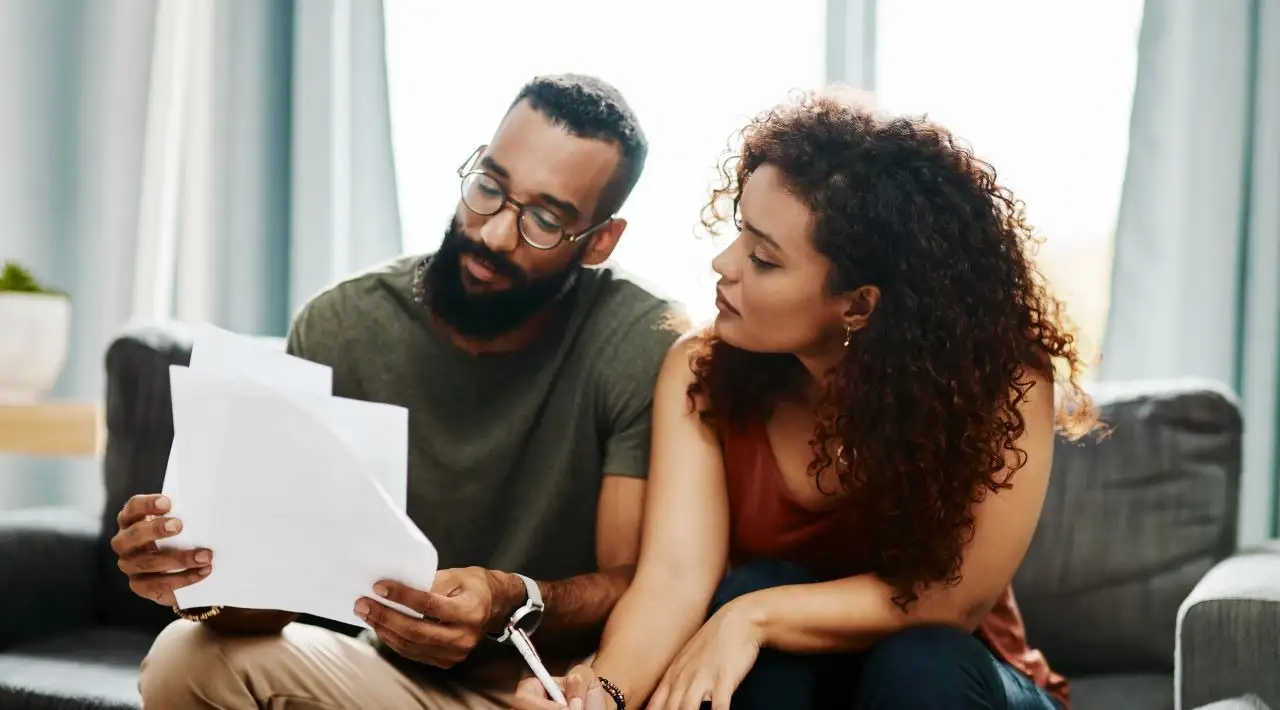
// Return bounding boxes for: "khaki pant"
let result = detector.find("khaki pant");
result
[138,620,536,709]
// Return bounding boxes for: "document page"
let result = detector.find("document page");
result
[163,326,431,628]
[161,323,335,551]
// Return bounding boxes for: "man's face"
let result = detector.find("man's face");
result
[422,101,624,340]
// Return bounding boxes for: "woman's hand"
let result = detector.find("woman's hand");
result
[648,602,763,710]
[511,664,612,710]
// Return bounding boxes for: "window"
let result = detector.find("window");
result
[876,0,1144,378]
[383,1,826,323]
[383,3,1141,367]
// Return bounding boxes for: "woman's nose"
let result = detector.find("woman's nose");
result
[711,240,741,282]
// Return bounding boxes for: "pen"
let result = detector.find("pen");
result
[509,627,569,706]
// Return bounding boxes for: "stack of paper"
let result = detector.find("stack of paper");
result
[159,323,437,629]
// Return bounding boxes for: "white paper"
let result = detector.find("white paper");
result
[320,394,409,513]
[186,321,332,393]
[162,327,431,628]
[162,322,338,551]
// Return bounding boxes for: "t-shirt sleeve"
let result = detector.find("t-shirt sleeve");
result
[285,310,307,358]
[284,287,343,362]
[284,296,324,360]
[598,302,685,479]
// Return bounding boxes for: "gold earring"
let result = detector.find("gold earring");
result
[843,325,853,347]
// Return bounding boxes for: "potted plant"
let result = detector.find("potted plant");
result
[0,261,71,404]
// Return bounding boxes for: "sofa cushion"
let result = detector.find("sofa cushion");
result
[1069,673,1173,710]
[1014,379,1242,676]
[0,627,152,709]
[0,508,99,651]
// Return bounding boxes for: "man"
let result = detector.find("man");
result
[114,74,683,708]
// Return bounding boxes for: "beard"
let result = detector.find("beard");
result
[418,218,583,340]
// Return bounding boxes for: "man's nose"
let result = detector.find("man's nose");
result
[478,204,521,254]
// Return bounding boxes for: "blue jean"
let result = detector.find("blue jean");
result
[710,559,1064,710]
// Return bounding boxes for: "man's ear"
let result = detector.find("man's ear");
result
[581,218,627,266]
[843,284,881,333]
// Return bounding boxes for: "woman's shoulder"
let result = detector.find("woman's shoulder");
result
[671,319,715,349]
[655,325,747,442]
[658,323,715,380]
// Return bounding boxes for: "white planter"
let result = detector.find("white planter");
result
[0,292,71,404]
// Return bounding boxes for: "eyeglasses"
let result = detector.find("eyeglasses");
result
[456,145,613,250]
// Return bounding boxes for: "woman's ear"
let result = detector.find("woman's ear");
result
[843,284,881,333]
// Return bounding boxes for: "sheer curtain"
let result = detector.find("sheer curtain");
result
[135,0,401,336]
[382,1,827,323]
[0,0,401,510]
[0,0,157,510]
[1102,0,1280,543]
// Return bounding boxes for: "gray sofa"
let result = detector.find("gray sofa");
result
[0,322,1273,709]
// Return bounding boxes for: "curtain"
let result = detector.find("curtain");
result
[0,0,402,510]
[1102,0,1280,544]
[135,0,402,334]
[826,0,878,90]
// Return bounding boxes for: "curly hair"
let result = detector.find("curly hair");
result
[688,88,1102,611]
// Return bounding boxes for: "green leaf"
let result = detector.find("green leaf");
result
[0,261,66,296]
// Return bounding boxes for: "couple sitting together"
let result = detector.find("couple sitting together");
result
[112,73,1098,709]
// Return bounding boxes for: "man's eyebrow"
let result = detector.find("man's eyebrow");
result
[479,155,510,179]
[479,156,582,222]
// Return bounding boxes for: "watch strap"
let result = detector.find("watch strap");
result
[515,573,542,609]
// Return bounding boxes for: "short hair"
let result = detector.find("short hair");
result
[511,74,648,221]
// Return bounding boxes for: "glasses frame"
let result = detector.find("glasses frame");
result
[456,145,614,251]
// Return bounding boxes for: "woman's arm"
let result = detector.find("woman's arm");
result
[588,336,732,705]
[732,370,1057,655]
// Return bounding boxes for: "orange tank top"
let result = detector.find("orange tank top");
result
[720,419,1070,709]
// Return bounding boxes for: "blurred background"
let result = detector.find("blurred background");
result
[2,3,1280,708]
[0,0,1275,540]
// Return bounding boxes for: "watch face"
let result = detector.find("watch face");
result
[515,607,543,633]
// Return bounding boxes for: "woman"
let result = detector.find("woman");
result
[514,88,1098,710]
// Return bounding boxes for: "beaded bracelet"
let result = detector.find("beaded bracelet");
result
[597,677,625,710]
[172,605,224,622]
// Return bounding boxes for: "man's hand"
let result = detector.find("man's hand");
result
[355,566,521,669]
[110,494,213,607]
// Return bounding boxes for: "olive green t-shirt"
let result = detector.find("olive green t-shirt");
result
[284,254,678,583]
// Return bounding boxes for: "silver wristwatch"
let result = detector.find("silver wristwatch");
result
[490,573,544,644]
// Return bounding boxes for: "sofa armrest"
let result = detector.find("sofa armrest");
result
[1191,696,1273,710]
[0,507,100,650]
[1178,544,1280,710]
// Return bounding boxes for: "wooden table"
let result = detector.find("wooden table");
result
[0,402,102,457]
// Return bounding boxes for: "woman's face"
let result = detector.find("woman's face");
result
[711,164,851,357]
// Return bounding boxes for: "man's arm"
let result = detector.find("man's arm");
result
[368,476,644,664]
[490,303,684,647]
[356,301,682,667]
[488,475,645,648]
[201,608,298,634]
